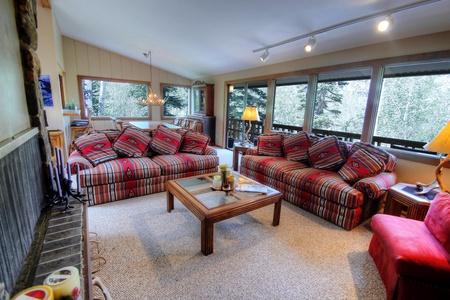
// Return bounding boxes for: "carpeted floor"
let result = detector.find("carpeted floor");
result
[88,189,385,299]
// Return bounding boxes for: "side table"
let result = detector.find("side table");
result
[233,144,251,171]
[384,182,439,221]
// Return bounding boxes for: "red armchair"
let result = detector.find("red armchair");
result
[369,192,450,299]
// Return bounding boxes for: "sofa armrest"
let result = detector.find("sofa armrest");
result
[245,147,258,156]
[204,146,217,156]
[353,172,397,199]
[67,150,94,173]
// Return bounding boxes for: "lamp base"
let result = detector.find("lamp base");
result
[415,179,440,195]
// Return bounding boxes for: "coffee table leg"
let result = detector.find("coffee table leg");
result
[272,198,282,226]
[166,191,174,212]
[201,219,214,255]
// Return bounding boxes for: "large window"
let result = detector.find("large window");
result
[375,61,450,150]
[79,76,149,117]
[313,69,371,139]
[273,76,308,129]
[161,84,190,118]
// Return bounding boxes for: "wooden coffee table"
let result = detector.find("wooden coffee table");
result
[166,172,282,255]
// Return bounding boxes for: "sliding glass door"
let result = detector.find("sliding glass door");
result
[225,81,267,149]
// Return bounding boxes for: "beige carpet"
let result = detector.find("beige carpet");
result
[88,190,385,299]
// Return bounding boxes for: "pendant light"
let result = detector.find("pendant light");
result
[140,51,165,106]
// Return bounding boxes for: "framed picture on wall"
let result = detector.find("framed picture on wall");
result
[39,74,53,107]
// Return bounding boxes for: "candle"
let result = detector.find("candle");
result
[55,147,61,175]
[44,266,81,300]
[66,162,71,179]
[10,285,54,300]
[76,164,81,194]
[58,148,64,178]
[48,163,56,191]
[54,166,62,198]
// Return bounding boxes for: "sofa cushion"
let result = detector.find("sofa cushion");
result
[348,142,395,170]
[282,131,311,162]
[179,130,210,155]
[353,172,397,199]
[257,133,285,157]
[338,148,385,182]
[91,129,122,143]
[283,168,364,208]
[80,157,162,186]
[308,136,346,170]
[425,192,450,253]
[113,127,151,157]
[151,153,219,175]
[74,132,118,166]
[150,125,185,155]
[240,155,308,181]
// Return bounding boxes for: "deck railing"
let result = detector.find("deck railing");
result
[226,118,430,154]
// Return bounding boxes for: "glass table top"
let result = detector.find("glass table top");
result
[174,171,276,210]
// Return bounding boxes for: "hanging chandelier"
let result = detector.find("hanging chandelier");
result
[140,51,165,106]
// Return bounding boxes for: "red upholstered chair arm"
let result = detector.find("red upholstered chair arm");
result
[67,150,94,173]
[353,171,397,199]
[245,147,258,156]
[203,146,217,156]
[371,214,450,284]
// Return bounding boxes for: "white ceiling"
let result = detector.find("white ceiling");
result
[52,0,450,79]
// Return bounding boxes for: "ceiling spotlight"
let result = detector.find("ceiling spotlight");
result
[304,36,316,53]
[260,49,270,62]
[377,15,394,32]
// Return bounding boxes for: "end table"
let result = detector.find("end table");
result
[384,182,439,221]
[233,143,252,171]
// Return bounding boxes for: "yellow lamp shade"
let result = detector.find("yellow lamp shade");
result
[241,106,260,121]
[425,120,450,154]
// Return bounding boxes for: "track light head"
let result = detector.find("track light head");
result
[377,15,394,32]
[260,49,270,62]
[304,36,316,53]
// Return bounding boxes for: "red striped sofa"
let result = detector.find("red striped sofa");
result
[68,127,219,205]
[240,132,397,230]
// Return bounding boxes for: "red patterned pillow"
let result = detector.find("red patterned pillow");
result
[282,132,311,162]
[308,136,346,170]
[150,125,185,155]
[338,148,385,182]
[179,130,210,154]
[424,192,450,253]
[74,133,118,166]
[112,127,151,157]
[257,133,285,157]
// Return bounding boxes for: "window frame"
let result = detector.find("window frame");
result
[77,75,151,119]
[160,83,191,120]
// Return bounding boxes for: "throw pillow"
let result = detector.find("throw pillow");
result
[348,142,390,166]
[257,133,285,157]
[179,130,210,155]
[73,133,118,166]
[424,192,450,253]
[338,148,385,182]
[150,125,185,155]
[282,131,311,162]
[112,127,151,157]
[307,136,346,170]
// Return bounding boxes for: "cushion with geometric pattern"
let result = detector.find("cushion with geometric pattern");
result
[338,148,385,182]
[150,125,185,155]
[112,127,151,158]
[74,133,118,166]
[179,130,210,154]
[308,136,346,170]
[257,133,285,157]
[282,131,311,162]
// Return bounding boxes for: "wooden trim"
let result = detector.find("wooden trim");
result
[41,0,51,9]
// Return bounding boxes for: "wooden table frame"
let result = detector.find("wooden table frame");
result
[166,173,282,255]
[233,144,251,171]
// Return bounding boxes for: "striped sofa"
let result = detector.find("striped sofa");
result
[67,127,219,205]
[240,132,397,230]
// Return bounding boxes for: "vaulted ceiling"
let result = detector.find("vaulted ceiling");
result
[52,0,450,79]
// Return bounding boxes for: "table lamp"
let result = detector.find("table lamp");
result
[241,106,260,146]
[416,120,450,194]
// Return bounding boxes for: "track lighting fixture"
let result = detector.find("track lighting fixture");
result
[260,49,270,62]
[304,36,316,53]
[377,15,394,32]
[253,0,439,61]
